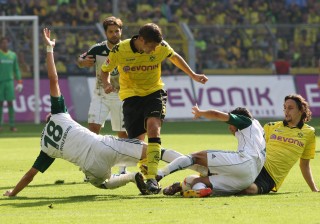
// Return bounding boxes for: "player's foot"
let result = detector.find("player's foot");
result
[134,172,148,195]
[163,182,182,196]
[10,127,17,132]
[183,188,212,198]
[146,178,161,194]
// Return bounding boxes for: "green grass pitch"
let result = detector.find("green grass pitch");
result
[1,119,320,224]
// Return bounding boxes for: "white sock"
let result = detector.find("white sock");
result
[103,173,135,189]
[161,148,183,163]
[161,155,194,177]
[161,149,208,176]
[192,182,207,190]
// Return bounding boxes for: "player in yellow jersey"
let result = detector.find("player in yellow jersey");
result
[101,23,208,194]
[242,94,319,194]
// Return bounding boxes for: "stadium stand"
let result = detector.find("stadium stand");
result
[1,0,320,76]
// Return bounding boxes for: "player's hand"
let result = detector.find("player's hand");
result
[103,82,114,94]
[192,104,201,119]
[43,28,55,47]
[193,74,208,84]
[3,190,14,197]
[317,76,320,89]
[79,55,95,67]
[15,83,23,93]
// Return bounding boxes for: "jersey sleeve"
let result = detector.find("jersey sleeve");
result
[32,150,55,173]
[161,40,175,58]
[226,113,252,130]
[301,127,316,159]
[51,95,68,114]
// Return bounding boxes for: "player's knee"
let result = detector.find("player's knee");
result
[190,151,207,166]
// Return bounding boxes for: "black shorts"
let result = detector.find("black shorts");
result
[254,166,276,194]
[123,89,167,138]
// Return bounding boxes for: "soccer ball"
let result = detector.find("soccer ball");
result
[181,174,199,191]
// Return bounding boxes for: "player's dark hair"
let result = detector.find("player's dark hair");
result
[103,16,123,31]
[139,23,163,43]
[230,107,253,119]
[285,94,311,122]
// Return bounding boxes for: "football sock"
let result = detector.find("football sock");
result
[8,106,15,127]
[103,173,135,189]
[160,148,183,163]
[145,138,161,179]
[161,155,194,177]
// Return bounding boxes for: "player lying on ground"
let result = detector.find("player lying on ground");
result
[241,94,319,194]
[2,28,184,197]
[157,105,266,197]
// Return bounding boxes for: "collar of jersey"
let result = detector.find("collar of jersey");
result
[282,120,304,129]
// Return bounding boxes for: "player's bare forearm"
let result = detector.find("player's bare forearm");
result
[192,105,229,122]
[3,168,38,196]
[300,159,319,192]
[43,28,61,97]
[101,70,114,93]
[169,53,208,84]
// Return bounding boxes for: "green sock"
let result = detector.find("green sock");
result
[8,106,15,127]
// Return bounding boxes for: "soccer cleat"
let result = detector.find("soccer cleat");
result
[155,174,162,182]
[163,182,182,196]
[134,172,149,195]
[146,178,161,194]
[183,188,212,198]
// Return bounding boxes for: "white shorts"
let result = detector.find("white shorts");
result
[206,150,264,195]
[83,136,144,187]
[88,92,126,132]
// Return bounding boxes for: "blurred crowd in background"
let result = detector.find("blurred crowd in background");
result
[1,0,320,76]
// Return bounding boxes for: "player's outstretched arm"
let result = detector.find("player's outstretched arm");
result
[299,158,319,192]
[169,52,208,84]
[192,105,229,122]
[3,168,39,197]
[43,28,60,98]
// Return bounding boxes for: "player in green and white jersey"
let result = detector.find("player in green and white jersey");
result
[159,105,266,197]
[3,28,184,197]
[0,37,23,131]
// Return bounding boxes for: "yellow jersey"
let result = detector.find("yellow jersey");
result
[101,36,175,100]
[264,121,316,191]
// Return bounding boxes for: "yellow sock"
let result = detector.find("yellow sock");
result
[145,142,161,179]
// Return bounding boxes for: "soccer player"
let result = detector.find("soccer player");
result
[158,105,266,197]
[77,16,133,174]
[0,37,23,132]
[101,23,208,194]
[2,28,183,197]
[242,94,319,194]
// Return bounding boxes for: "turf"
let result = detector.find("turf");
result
[1,119,320,224]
